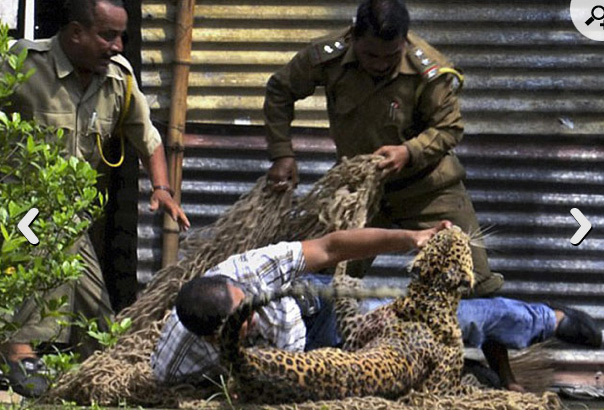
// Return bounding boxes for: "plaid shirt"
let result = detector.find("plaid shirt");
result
[151,241,308,385]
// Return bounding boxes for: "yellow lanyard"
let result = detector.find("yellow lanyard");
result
[95,73,133,168]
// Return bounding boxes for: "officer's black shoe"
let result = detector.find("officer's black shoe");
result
[3,357,50,398]
[550,304,602,348]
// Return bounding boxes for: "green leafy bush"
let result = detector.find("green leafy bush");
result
[0,23,106,345]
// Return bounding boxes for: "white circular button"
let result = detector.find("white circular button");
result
[570,0,604,41]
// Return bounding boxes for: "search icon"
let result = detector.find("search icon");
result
[585,5,604,25]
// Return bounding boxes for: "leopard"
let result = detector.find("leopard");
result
[219,226,475,403]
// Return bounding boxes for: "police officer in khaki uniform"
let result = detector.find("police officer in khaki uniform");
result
[264,0,503,297]
[1,0,190,396]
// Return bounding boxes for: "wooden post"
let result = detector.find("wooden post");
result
[161,0,194,268]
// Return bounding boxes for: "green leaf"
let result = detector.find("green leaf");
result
[7,201,31,218]
[7,53,17,71]
[0,223,9,241]
[26,134,35,153]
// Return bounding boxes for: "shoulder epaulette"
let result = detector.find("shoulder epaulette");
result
[406,33,464,101]
[308,30,349,66]
[10,38,52,54]
[110,53,134,73]
[408,46,463,89]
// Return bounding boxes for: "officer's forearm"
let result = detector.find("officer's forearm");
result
[265,120,295,159]
[403,126,463,172]
[264,52,318,159]
[264,81,296,159]
[404,75,464,172]
[142,143,171,190]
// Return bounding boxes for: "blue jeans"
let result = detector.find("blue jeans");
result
[361,297,557,350]
[458,297,556,349]
[297,274,341,351]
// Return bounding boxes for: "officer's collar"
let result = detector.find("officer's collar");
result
[50,35,75,79]
[341,36,418,77]
[340,45,356,66]
[50,35,120,82]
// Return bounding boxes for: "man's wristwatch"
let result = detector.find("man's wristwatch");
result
[153,185,174,197]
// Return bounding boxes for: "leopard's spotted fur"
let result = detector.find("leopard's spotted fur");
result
[219,226,474,403]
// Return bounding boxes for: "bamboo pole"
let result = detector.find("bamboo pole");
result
[161,0,195,268]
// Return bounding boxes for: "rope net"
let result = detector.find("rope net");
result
[45,155,561,409]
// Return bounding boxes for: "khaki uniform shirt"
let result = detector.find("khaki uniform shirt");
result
[264,29,466,197]
[7,35,161,168]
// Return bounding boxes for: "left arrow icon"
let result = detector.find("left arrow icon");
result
[17,208,40,245]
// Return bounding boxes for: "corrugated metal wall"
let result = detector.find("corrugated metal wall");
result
[137,0,604,368]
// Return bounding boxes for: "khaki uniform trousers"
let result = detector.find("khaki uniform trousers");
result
[11,234,114,358]
[347,181,503,297]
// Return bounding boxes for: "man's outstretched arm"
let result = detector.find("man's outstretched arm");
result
[301,221,452,272]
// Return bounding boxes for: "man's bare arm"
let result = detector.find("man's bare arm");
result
[143,143,190,231]
[301,221,451,272]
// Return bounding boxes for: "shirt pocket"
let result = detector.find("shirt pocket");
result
[93,116,116,145]
[86,113,119,166]
[381,97,412,145]
[381,81,417,143]
[33,111,76,155]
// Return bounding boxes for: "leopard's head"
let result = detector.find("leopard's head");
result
[410,226,474,295]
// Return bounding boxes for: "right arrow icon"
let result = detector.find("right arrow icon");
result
[570,208,592,246]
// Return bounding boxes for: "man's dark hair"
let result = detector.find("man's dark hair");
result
[353,0,410,41]
[60,0,125,28]
[175,275,236,337]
